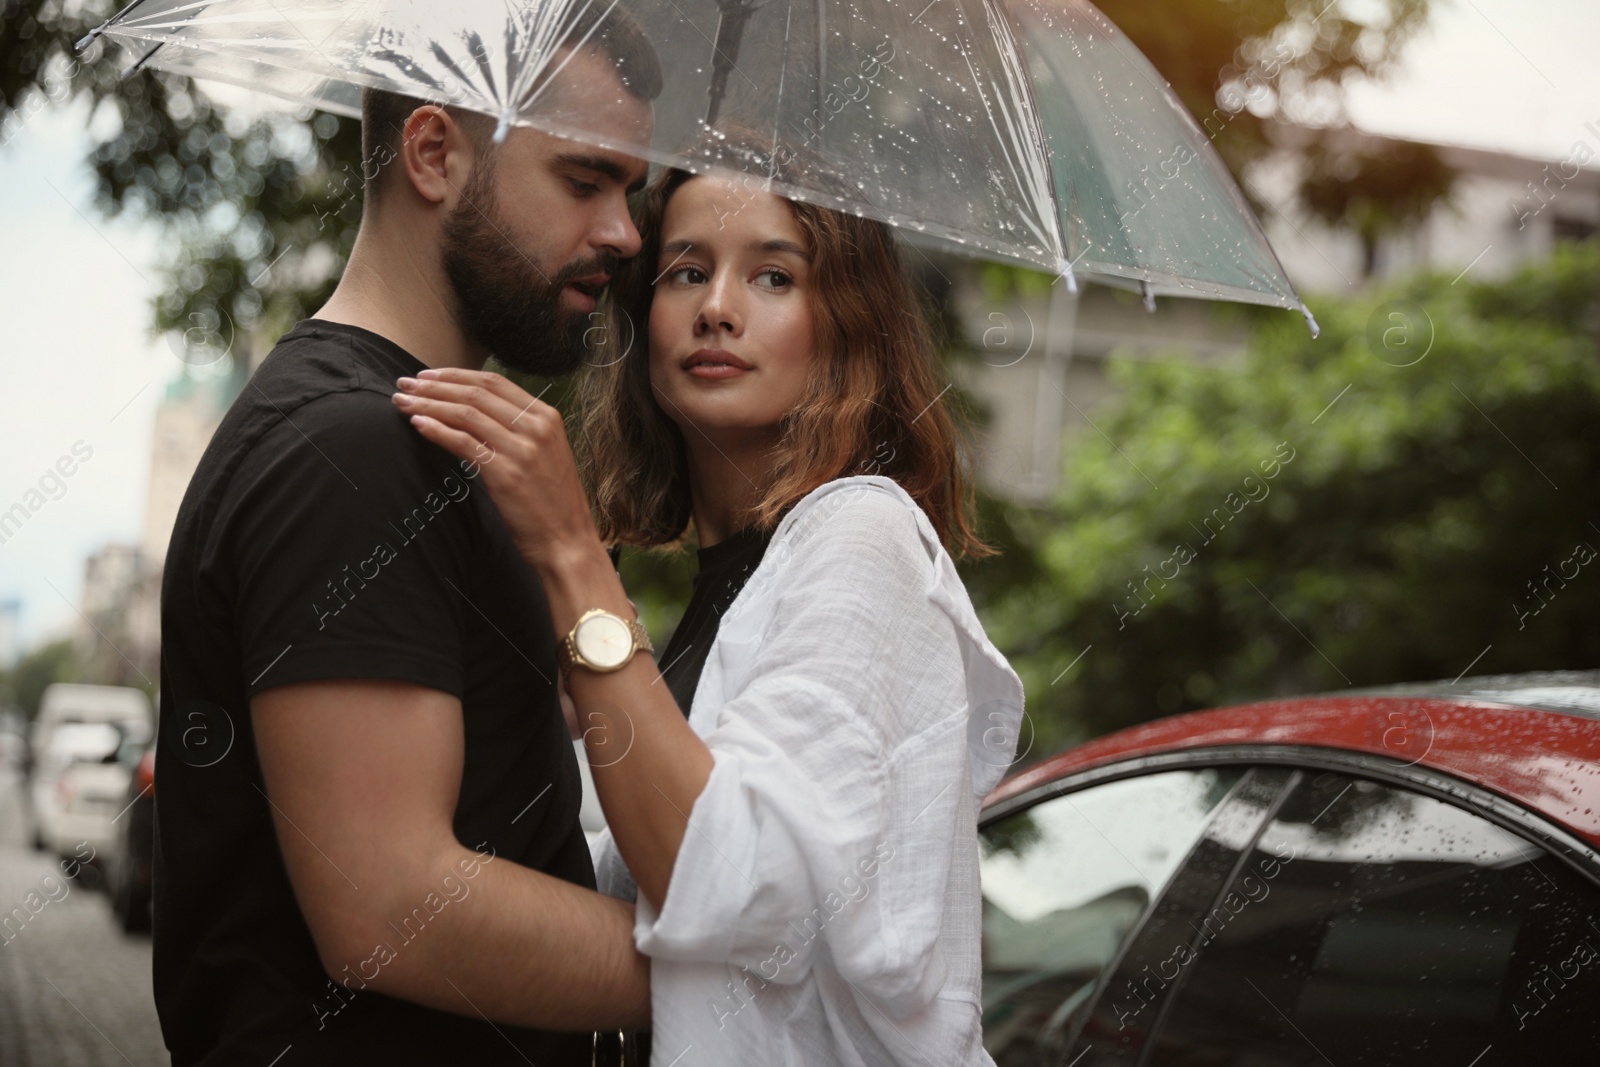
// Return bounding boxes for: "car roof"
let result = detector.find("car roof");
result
[988,672,1600,849]
[36,683,154,726]
[1344,670,1600,716]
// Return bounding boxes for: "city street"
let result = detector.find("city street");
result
[0,764,170,1067]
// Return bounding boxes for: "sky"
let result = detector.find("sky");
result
[1342,0,1599,160]
[0,0,1597,659]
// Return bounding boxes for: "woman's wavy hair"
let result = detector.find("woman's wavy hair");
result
[575,127,993,560]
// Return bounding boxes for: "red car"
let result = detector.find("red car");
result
[979,672,1600,1065]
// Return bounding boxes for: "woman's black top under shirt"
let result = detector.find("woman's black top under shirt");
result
[614,526,770,1065]
[656,525,773,718]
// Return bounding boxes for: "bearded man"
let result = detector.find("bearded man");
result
[152,8,660,1064]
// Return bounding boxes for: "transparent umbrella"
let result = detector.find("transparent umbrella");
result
[79,0,1316,332]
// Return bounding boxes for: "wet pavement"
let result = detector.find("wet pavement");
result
[0,762,171,1066]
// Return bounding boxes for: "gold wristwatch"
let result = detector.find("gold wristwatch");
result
[558,607,653,677]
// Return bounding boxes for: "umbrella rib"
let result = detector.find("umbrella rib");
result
[766,0,794,177]
[367,45,448,96]
[943,1,1057,257]
[74,0,156,51]
[505,9,580,136]
[117,0,344,46]
[427,41,476,91]
[115,0,223,28]
[462,30,501,105]
[813,0,825,117]
[659,0,762,95]
[120,40,164,79]
[878,22,1020,236]
[120,6,352,34]
[513,0,620,118]
[984,1,1069,263]
[110,0,356,80]
[940,11,1035,231]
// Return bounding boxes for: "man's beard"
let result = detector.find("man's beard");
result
[439,162,614,377]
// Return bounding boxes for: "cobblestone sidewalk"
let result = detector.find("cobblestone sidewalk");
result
[0,765,171,1066]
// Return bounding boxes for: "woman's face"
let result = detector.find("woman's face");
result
[647,176,817,449]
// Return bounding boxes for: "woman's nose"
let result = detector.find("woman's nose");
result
[695,272,742,335]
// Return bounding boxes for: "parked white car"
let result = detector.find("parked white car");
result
[28,683,154,866]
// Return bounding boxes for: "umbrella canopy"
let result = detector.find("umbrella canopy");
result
[80,0,1316,332]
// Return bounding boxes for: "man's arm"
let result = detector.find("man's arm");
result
[251,678,650,1030]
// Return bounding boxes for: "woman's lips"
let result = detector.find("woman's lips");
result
[684,349,753,379]
[685,362,751,379]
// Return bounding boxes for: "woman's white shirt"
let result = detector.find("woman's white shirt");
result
[591,475,1025,1066]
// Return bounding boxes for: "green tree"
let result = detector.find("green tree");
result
[2,0,361,360]
[1,637,80,723]
[1300,139,1459,277]
[1096,0,1433,180]
[969,243,1600,758]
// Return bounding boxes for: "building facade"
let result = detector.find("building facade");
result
[953,125,1600,499]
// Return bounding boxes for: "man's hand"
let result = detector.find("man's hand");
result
[251,678,649,1030]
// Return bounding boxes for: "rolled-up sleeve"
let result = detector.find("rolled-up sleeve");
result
[632,488,976,1017]
[592,827,638,903]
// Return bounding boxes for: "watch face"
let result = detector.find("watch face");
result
[574,613,633,669]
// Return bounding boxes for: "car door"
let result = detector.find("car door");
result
[979,765,1295,1065]
[1061,763,1600,1065]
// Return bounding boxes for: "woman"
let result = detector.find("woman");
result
[391,137,1025,1065]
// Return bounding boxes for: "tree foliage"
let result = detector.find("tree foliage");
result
[1301,139,1458,276]
[1096,0,1433,176]
[0,637,80,722]
[3,0,361,356]
[967,243,1600,759]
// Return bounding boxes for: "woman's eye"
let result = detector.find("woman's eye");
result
[755,268,793,290]
[568,178,600,196]
[663,266,707,285]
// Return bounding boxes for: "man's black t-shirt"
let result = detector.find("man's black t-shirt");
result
[154,319,595,1066]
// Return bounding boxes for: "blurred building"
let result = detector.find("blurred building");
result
[1259,123,1600,292]
[956,124,1600,500]
[0,598,19,672]
[76,543,158,687]
[74,361,245,688]
[142,367,245,560]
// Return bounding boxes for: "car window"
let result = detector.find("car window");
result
[980,767,1254,1065]
[1136,771,1600,1064]
[1042,767,1301,1064]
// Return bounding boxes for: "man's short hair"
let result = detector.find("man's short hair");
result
[360,3,662,202]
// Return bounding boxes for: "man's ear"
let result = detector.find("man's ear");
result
[398,105,474,209]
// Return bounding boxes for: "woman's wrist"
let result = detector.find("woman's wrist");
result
[536,541,633,637]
